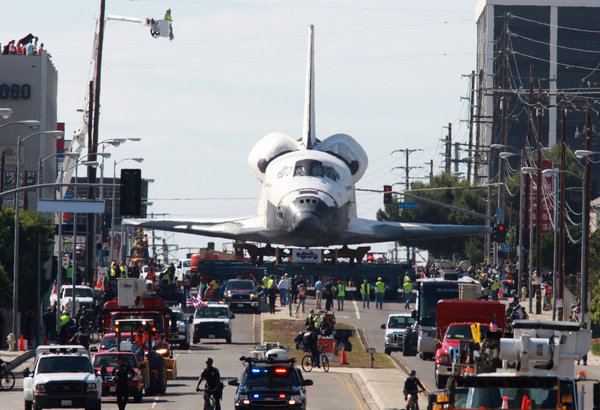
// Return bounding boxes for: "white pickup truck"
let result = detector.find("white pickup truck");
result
[23,345,102,410]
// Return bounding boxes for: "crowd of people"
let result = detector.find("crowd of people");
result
[2,33,44,55]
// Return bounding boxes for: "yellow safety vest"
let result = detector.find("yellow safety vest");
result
[376,281,385,293]
[337,284,345,297]
[361,283,370,294]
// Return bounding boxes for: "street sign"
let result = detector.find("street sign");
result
[503,244,509,252]
[496,208,502,221]
[398,202,418,209]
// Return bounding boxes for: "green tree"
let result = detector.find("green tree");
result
[0,207,55,325]
[376,173,487,262]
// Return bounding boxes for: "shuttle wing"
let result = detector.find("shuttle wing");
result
[122,216,270,243]
[338,217,491,245]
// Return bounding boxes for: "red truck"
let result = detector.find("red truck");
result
[434,299,506,388]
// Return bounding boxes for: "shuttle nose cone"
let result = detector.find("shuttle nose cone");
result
[292,212,322,237]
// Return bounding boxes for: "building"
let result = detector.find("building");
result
[475,0,600,195]
[0,50,59,207]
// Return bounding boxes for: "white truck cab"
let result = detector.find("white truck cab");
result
[23,345,102,410]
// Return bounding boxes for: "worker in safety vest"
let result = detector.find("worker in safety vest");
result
[336,281,345,311]
[262,274,270,302]
[490,275,500,301]
[375,277,385,309]
[403,279,413,309]
[360,279,371,309]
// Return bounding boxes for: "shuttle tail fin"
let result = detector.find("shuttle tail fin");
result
[301,25,316,149]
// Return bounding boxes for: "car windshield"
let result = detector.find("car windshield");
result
[195,307,229,319]
[100,336,117,351]
[183,260,191,268]
[63,288,93,298]
[93,354,136,368]
[446,325,490,340]
[388,316,414,329]
[37,356,93,373]
[227,281,255,291]
[242,366,301,387]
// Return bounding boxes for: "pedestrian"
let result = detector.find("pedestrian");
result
[375,277,385,309]
[336,280,345,311]
[314,276,323,310]
[295,283,306,315]
[403,278,413,309]
[262,274,269,302]
[290,275,299,304]
[267,282,278,314]
[324,279,334,311]
[360,279,370,308]
[112,355,135,410]
[278,274,290,307]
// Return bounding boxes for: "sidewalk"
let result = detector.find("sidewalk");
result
[1,348,35,369]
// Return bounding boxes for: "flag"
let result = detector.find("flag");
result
[186,290,207,309]
[490,315,498,332]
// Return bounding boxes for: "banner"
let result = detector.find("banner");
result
[291,249,322,263]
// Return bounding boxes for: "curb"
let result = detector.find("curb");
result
[8,349,35,369]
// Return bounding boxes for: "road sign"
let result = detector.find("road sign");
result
[496,208,502,220]
[503,244,509,252]
[398,202,418,209]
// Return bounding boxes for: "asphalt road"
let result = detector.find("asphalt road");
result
[2,307,369,410]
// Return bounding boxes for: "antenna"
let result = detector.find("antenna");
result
[301,25,316,149]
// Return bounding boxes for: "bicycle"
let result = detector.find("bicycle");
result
[301,344,330,373]
[196,386,221,410]
[0,360,15,391]
[404,389,424,410]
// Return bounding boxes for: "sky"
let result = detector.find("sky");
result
[2,0,478,263]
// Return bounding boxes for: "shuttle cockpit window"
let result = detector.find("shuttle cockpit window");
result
[293,160,338,181]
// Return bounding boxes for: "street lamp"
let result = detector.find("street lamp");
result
[0,120,40,131]
[0,108,13,119]
[13,129,63,338]
[110,158,144,265]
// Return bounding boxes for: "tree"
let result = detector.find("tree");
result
[0,207,55,331]
[376,173,487,262]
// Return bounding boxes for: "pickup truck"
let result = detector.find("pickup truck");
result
[192,303,234,344]
[23,345,102,410]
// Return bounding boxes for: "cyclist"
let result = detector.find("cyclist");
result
[403,370,425,409]
[303,329,320,368]
[196,357,223,410]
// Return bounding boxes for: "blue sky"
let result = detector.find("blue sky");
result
[2,1,477,261]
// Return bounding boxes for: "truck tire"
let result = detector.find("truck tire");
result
[24,401,32,410]
[85,400,101,410]
[403,328,416,357]
[147,350,164,394]
[384,347,391,355]
[435,373,448,389]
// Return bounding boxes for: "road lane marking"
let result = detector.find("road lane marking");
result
[352,300,361,319]
[391,355,433,395]
[252,313,256,344]
[361,328,371,350]
[343,375,365,410]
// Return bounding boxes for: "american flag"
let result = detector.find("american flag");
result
[490,315,498,333]
[186,290,208,309]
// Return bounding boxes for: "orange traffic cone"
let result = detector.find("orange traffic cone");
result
[18,334,25,351]
[501,396,509,409]
[340,347,349,365]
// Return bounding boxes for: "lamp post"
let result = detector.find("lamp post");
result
[110,158,144,265]
[13,129,63,338]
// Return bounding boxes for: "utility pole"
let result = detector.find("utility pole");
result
[461,71,476,184]
[443,123,452,174]
[427,160,434,183]
[392,148,423,190]
[557,108,566,320]
[498,12,510,226]
[454,143,460,174]
[582,100,592,329]
[535,94,543,315]
[474,69,484,184]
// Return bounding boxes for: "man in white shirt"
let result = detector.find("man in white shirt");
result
[278,274,291,307]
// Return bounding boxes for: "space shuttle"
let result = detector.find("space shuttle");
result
[123,26,489,247]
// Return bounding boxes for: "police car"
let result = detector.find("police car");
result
[23,345,102,410]
[228,345,313,409]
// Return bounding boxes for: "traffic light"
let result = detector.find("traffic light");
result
[120,168,142,217]
[492,224,507,243]
[383,185,392,204]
